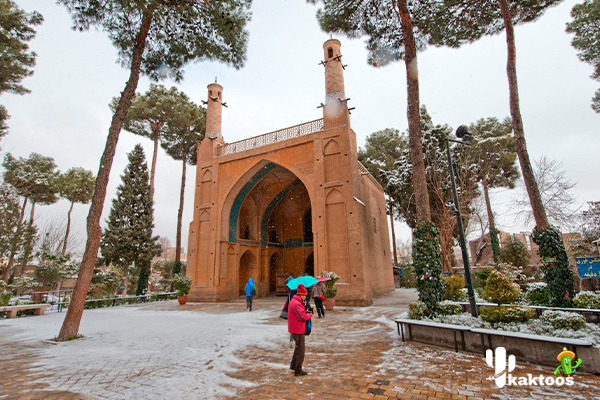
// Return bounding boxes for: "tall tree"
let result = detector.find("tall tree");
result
[100,145,160,296]
[2,153,59,278]
[58,167,96,255]
[308,0,446,313]
[57,0,252,340]
[358,128,407,265]
[469,117,520,263]
[111,84,186,201]
[0,183,23,277]
[161,97,206,266]
[385,107,480,274]
[567,0,600,113]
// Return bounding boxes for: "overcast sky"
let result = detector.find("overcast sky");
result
[2,0,598,256]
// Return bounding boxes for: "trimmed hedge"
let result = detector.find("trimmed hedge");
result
[437,300,462,316]
[539,310,587,331]
[408,301,429,320]
[482,270,520,305]
[479,305,535,324]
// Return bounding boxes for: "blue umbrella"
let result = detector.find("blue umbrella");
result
[286,276,318,290]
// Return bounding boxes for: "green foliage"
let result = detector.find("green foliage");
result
[34,249,72,289]
[443,274,465,300]
[0,183,24,260]
[0,105,8,140]
[473,267,493,292]
[0,0,43,96]
[320,271,340,299]
[172,273,192,297]
[567,0,600,113]
[58,167,95,205]
[539,310,587,331]
[0,292,11,307]
[480,306,535,325]
[573,291,600,309]
[533,226,574,307]
[412,222,445,314]
[437,300,462,316]
[58,0,252,82]
[2,152,60,205]
[408,301,429,320]
[525,283,551,306]
[136,262,151,296]
[100,145,161,277]
[482,270,520,305]
[399,261,416,288]
[499,236,530,267]
[490,227,501,264]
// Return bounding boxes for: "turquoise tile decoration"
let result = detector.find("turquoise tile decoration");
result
[284,238,303,248]
[229,163,277,243]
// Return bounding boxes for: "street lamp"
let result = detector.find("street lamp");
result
[445,125,478,318]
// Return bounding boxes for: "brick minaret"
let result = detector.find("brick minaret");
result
[206,82,223,139]
[322,38,349,129]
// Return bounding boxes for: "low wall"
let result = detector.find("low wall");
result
[402,323,600,374]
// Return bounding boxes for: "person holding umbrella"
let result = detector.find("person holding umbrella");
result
[288,284,313,376]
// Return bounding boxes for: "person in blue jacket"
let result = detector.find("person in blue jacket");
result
[245,278,256,311]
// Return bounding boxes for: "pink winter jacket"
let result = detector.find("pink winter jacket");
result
[287,295,312,334]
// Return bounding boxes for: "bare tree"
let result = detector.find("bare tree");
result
[512,156,580,231]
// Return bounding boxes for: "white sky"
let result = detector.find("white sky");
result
[2,0,598,256]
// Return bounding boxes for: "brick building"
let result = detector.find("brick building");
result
[185,39,394,305]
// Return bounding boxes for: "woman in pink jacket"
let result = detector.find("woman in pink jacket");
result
[287,284,312,376]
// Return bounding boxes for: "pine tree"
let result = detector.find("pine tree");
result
[101,145,160,296]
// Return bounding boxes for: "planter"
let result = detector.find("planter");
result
[323,298,335,310]
[177,296,188,305]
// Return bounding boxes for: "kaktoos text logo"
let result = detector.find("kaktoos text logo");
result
[485,347,576,388]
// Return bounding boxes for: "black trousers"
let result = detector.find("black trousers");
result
[246,296,253,311]
[290,334,305,374]
[314,297,325,317]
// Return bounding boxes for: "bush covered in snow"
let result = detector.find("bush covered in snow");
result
[525,282,551,306]
[443,274,465,300]
[436,300,462,316]
[482,270,520,305]
[479,305,535,325]
[573,291,600,309]
[408,301,429,320]
[539,310,587,331]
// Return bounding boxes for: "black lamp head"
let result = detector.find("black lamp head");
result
[456,125,473,142]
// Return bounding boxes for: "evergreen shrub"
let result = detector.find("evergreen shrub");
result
[480,305,535,324]
[473,268,493,291]
[443,274,465,300]
[482,270,520,305]
[172,274,192,297]
[320,271,340,299]
[408,301,429,320]
[499,236,530,267]
[539,310,587,331]
[437,300,462,316]
[573,291,600,309]
[533,226,574,307]
[525,282,551,306]
[413,222,445,314]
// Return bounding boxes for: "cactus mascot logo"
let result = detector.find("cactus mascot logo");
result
[555,347,581,377]
[485,347,576,387]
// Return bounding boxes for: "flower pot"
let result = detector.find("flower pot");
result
[177,296,188,305]
[323,298,335,310]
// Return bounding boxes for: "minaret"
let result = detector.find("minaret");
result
[205,81,224,139]
[322,38,349,129]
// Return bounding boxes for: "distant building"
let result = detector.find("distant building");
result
[153,247,187,263]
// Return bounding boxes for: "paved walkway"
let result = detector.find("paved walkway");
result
[1,289,599,399]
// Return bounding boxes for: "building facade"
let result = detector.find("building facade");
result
[186,39,394,306]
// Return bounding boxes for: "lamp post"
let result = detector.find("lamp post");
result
[445,125,478,318]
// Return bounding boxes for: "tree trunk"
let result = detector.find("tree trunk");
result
[62,201,75,255]
[3,195,28,280]
[18,202,36,276]
[175,152,187,264]
[150,130,159,204]
[58,12,153,341]
[438,214,453,274]
[498,0,549,231]
[395,0,431,224]
[388,199,398,266]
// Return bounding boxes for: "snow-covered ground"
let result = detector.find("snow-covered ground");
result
[1,303,288,399]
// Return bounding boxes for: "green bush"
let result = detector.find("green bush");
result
[573,291,600,309]
[473,268,493,291]
[525,283,551,306]
[533,226,574,307]
[480,305,535,324]
[172,274,192,297]
[499,236,530,267]
[437,300,462,316]
[413,222,445,314]
[539,310,587,331]
[443,275,465,300]
[408,301,429,320]
[320,271,340,299]
[482,270,520,305]
[399,261,416,288]
[0,292,11,307]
